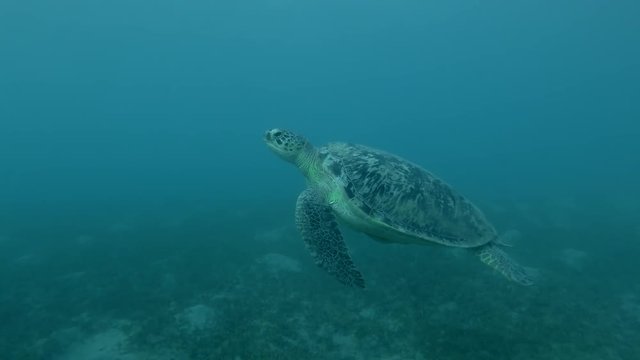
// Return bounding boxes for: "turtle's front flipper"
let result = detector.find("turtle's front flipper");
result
[295,188,365,288]
[475,243,535,286]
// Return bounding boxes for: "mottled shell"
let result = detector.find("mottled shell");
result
[320,143,497,247]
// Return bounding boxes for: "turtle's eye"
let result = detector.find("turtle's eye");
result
[272,130,284,145]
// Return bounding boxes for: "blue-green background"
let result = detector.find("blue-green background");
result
[1,1,639,359]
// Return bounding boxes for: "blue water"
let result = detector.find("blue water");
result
[1,1,639,359]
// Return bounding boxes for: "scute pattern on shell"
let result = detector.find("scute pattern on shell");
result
[322,143,496,247]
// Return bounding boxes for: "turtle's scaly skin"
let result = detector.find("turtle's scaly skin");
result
[295,188,365,288]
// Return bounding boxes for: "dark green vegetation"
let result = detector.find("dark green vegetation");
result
[0,197,638,360]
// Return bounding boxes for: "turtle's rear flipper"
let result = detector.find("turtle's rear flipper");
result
[475,244,535,286]
[296,188,365,288]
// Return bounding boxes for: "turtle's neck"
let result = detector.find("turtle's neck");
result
[295,145,323,181]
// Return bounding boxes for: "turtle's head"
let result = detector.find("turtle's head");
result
[264,128,312,164]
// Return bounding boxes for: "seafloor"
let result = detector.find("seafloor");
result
[0,197,638,360]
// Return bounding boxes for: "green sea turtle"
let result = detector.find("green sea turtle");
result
[264,128,534,288]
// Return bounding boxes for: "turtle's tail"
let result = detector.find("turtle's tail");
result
[474,243,536,286]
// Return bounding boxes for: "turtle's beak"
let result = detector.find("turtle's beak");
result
[264,130,278,152]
